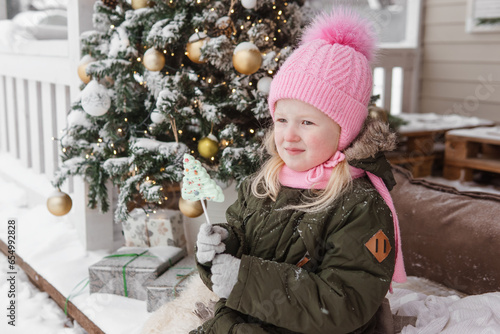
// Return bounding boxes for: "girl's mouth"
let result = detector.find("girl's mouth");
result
[285,148,305,155]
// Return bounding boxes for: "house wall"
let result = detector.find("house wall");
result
[421,0,500,122]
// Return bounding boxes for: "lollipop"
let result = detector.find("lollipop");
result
[181,154,224,224]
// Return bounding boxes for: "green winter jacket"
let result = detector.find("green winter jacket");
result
[192,173,396,334]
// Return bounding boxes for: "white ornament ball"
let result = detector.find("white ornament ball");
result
[150,111,166,124]
[257,76,272,95]
[81,80,111,117]
[241,0,257,9]
[143,48,165,72]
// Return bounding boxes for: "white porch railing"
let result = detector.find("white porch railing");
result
[0,0,420,251]
[0,51,71,178]
[372,48,420,115]
[0,0,118,252]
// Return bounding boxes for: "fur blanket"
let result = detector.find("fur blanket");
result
[388,288,500,334]
[141,274,500,334]
[140,275,217,334]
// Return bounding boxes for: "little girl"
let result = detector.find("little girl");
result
[191,8,406,334]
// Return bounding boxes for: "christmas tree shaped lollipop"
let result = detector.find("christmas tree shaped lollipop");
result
[182,154,224,224]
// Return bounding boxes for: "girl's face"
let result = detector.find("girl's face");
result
[274,99,341,172]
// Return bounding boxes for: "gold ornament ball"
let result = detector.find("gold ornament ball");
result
[143,48,165,72]
[198,136,219,159]
[77,64,91,84]
[131,0,149,9]
[178,198,204,218]
[233,44,262,75]
[47,190,73,216]
[186,36,208,64]
[77,55,95,84]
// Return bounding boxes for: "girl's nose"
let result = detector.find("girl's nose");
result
[284,126,300,142]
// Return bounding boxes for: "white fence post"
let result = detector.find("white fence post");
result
[72,176,115,251]
[55,84,70,165]
[68,0,95,98]
[383,67,393,111]
[0,76,8,152]
[15,79,30,167]
[65,0,115,251]
[41,82,57,176]
[27,80,44,174]
[5,76,18,158]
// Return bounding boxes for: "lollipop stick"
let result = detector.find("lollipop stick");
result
[200,200,211,225]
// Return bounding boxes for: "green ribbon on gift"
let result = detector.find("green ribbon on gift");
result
[172,267,197,298]
[64,277,90,315]
[104,251,157,297]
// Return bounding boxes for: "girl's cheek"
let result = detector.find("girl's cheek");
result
[308,133,325,146]
[274,129,282,142]
[309,132,338,154]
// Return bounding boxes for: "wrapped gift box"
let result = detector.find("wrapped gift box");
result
[146,255,197,312]
[122,208,186,250]
[89,246,185,301]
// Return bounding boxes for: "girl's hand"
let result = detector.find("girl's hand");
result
[211,254,241,299]
[196,223,228,264]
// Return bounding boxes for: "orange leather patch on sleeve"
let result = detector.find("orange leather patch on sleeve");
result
[296,256,310,268]
[365,230,392,263]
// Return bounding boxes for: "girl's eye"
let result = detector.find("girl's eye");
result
[302,120,314,125]
[276,118,287,123]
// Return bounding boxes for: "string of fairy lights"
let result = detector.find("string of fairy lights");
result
[49,0,298,217]
[72,0,290,155]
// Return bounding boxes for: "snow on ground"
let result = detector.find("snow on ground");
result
[0,176,86,333]
[447,126,500,142]
[0,175,149,334]
[397,113,495,134]
[0,253,87,334]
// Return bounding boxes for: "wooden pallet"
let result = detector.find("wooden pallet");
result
[444,128,500,181]
[387,151,436,178]
[387,131,438,178]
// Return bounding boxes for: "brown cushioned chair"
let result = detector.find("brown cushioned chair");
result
[391,166,500,295]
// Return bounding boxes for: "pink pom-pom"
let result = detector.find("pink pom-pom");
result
[301,8,377,62]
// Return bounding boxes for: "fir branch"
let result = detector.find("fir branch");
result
[85,159,110,212]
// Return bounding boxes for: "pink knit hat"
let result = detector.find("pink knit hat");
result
[268,8,377,151]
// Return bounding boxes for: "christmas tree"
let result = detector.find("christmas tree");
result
[53,0,309,221]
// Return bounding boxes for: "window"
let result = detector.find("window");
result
[466,0,500,33]
[306,0,422,48]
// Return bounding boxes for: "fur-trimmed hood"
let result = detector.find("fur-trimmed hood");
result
[345,118,397,161]
[345,118,398,190]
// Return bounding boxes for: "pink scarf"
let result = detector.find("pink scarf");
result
[279,153,407,285]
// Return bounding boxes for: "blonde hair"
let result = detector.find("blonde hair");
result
[251,128,352,212]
